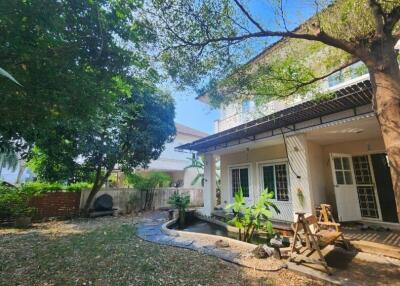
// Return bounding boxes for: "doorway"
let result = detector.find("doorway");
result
[370,153,399,223]
[331,152,398,223]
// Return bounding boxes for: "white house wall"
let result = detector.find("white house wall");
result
[307,141,326,208]
[220,144,287,206]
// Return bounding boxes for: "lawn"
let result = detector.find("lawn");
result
[0,215,321,286]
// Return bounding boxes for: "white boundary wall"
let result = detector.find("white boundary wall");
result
[80,188,203,213]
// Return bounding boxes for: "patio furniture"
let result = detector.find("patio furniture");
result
[316,204,341,232]
[289,212,350,274]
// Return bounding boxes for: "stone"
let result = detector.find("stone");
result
[215,239,229,248]
[252,244,273,258]
[270,237,283,248]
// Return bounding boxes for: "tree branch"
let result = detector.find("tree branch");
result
[233,0,265,32]
[369,0,386,37]
[385,6,400,33]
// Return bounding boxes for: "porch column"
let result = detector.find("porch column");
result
[202,153,216,216]
[286,134,315,218]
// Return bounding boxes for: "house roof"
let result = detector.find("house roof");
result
[176,123,208,138]
[177,80,373,152]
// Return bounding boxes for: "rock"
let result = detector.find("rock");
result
[270,237,283,248]
[215,239,229,248]
[252,244,273,258]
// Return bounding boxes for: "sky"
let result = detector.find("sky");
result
[171,1,317,134]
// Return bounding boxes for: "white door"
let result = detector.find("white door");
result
[330,153,362,222]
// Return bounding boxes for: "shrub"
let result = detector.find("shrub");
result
[225,189,279,243]
[125,172,172,210]
[168,192,190,228]
[19,181,92,194]
[0,185,36,218]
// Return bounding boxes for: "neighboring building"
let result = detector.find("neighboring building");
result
[178,39,399,227]
[138,123,208,188]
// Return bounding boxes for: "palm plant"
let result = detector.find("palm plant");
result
[185,154,222,203]
[225,188,279,243]
[0,150,19,179]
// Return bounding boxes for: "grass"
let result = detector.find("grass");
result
[0,215,320,286]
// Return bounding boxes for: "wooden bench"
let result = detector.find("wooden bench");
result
[289,212,349,273]
[316,204,341,232]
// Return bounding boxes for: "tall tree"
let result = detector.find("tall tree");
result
[0,0,155,153]
[149,0,400,221]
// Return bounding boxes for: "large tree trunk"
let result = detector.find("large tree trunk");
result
[82,167,114,216]
[369,52,400,222]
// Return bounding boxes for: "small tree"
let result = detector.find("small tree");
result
[225,189,279,243]
[126,171,172,210]
[168,192,191,228]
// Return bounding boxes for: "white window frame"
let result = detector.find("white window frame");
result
[228,164,252,202]
[256,159,290,202]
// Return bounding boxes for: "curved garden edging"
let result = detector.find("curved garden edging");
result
[136,212,287,272]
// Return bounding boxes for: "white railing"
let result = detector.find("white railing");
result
[213,73,371,134]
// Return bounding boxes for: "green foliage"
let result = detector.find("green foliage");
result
[168,192,190,211]
[26,146,94,183]
[148,0,400,111]
[0,150,19,175]
[125,172,172,190]
[19,181,92,195]
[225,189,279,243]
[0,185,36,218]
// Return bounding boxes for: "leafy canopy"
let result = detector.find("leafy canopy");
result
[0,0,157,153]
[148,0,400,107]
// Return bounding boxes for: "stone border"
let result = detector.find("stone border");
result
[136,213,287,272]
[161,218,258,250]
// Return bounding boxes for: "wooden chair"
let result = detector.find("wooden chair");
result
[289,212,349,274]
[317,204,341,232]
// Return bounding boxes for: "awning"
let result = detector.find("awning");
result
[177,80,373,152]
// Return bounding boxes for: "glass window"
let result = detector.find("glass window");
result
[231,167,249,197]
[263,166,275,197]
[333,157,353,185]
[261,163,289,201]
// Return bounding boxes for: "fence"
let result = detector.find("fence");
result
[29,192,81,220]
[80,188,203,213]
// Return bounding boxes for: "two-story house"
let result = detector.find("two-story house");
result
[178,37,399,228]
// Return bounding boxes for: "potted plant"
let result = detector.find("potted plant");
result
[168,192,190,228]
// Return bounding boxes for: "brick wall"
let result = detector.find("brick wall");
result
[29,192,81,220]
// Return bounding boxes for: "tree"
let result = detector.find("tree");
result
[0,0,156,154]
[77,88,175,214]
[149,0,400,221]
[126,171,172,210]
[0,150,18,179]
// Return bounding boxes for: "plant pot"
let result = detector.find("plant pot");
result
[14,216,32,228]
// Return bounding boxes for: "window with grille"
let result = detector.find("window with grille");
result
[353,155,379,219]
[231,167,249,197]
[261,163,289,201]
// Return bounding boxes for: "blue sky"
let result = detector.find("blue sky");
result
[172,1,316,134]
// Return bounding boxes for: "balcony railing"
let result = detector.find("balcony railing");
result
[213,72,371,134]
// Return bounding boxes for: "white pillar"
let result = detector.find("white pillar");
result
[286,134,315,219]
[202,153,216,216]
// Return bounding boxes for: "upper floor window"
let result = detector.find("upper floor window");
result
[327,61,368,88]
